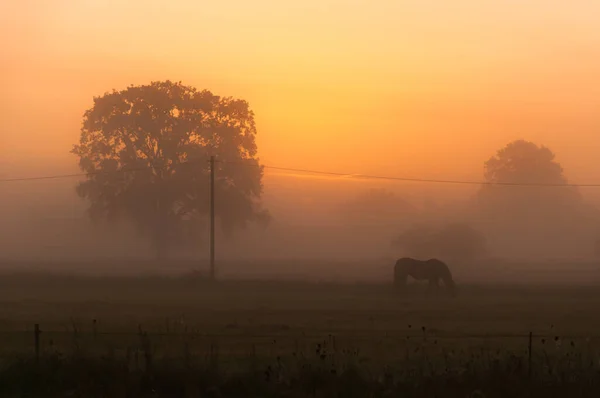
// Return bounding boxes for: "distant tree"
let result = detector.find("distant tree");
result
[484,140,566,185]
[71,80,269,259]
[392,222,487,264]
[477,140,583,225]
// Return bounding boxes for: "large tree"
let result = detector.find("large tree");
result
[477,140,583,225]
[474,140,600,258]
[72,81,269,259]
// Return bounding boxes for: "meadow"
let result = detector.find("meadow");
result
[0,264,600,396]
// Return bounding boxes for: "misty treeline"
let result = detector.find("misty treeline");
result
[357,139,600,263]
[3,80,600,264]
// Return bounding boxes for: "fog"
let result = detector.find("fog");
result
[2,152,600,285]
[3,1,600,284]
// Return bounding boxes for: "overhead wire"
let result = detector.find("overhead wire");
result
[0,158,210,183]
[217,159,598,187]
[0,157,597,187]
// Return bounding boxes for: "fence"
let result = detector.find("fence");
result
[6,322,600,377]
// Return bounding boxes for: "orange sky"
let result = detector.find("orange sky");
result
[2,0,600,185]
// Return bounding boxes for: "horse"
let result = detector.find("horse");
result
[393,257,457,296]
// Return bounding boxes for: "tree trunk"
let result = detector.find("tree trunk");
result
[153,189,170,263]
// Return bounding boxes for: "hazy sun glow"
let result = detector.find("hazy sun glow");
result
[2,0,600,186]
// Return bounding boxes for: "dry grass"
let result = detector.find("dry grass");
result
[0,271,599,396]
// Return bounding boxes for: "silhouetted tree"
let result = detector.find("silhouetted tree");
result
[472,140,600,258]
[392,222,487,264]
[477,140,583,226]
[72,81,269,259]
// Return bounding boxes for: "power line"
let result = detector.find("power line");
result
[0,158,209,183]
[218,160,599,188]
[0,158,598,187]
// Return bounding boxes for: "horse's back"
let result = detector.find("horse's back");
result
[425,258,448,268]
[393,257,456,295]
[395,257,427,280]
[426,258,451,272]
[395,257,430,267]
[395,257,449,279]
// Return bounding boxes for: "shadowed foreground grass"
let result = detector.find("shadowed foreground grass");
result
[0,272,600,396]
[2,334,600,397]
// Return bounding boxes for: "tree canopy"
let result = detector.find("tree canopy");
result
[477,140,583,225]
[71,80,268,259]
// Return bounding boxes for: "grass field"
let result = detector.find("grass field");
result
[1,269,600,396]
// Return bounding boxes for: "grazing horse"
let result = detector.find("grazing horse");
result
[393,257,456,296]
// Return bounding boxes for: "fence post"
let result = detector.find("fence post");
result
[528,331,533,379]
[34,323,40,363]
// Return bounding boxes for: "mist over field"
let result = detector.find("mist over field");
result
[5,2,600,396]
[1,159,600,286]
[3,2,600,291]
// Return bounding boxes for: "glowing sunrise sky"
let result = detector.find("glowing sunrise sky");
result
[2,0,600,184]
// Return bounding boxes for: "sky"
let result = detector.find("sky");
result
[2,0,600,185]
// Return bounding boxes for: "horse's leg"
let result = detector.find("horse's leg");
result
[428,278,439,296]
[394,269,409,296]
[397,274,408,294]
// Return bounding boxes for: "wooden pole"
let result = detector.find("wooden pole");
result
[528,331,533,379]
[209,155,215,281]
[34,323,40,363]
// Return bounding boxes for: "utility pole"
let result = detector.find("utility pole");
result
[209,155,216,281]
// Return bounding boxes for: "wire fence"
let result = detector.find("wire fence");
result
[1,323,599,365]
[5,324,600,393]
